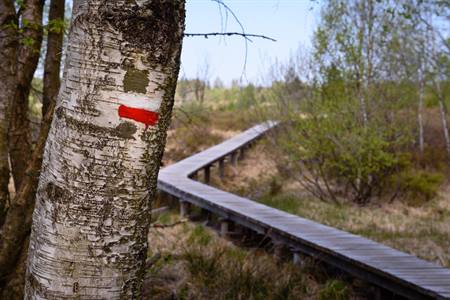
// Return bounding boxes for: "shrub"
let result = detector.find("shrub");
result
[273,95,411,204]
[396,170,444,205]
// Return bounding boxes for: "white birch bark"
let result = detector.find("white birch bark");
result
[25,0,185,298]
[437,83,450,159]
[430,26,450,160]
[418,73,425,154]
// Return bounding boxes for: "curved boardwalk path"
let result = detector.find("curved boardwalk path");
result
[158,122,450,300]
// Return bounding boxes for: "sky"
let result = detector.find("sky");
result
[44,0,322,85]
[181,0,321,85]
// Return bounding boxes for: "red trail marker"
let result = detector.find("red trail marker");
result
[118,104,159,128]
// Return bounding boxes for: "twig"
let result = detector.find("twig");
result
[150,206,170,218]
[184,32,276,42]
[210,0,248,81]
[150,220,187,229]
[145,253,162,269]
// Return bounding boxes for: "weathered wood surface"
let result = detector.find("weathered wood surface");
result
[158,122,450,300]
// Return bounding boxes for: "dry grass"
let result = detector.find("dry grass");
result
[144,212,371,300]
[162,105,252,165]
[162,126,236,165]
[209,143,450,268]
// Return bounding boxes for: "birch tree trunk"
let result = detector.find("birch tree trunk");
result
[418,74,425,155]
[0,0,17,225]
[429,26,450,160]
[25,0,185,298]
[436,82,450,159]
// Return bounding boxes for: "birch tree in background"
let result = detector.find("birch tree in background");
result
[25,0,185,298]
[430,29,450,160]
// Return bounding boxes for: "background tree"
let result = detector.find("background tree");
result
[264,0,449,204]
[0,0,17,225]
[42,0,65,116]
[9,0,44,191]
[0,0,66,298]
[193,58,210,103]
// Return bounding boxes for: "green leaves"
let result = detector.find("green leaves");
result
[20,36,35,48]
[275,78,412,204]
[46,18,66,34]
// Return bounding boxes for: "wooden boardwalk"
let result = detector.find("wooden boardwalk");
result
[158,121,450,300]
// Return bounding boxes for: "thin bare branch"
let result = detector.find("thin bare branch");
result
[184,32,276,42]
[210,0,248,81]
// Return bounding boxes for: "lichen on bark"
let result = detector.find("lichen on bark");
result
[123,68,149,93]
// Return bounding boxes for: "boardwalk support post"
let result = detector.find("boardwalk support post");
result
[204,166,210,183]
[231,152,238,166]
[219,218,230,237]
[201,208,211,223]
[293,252,302,265]
[218,159,225,179]
[180,201,191,218]
[239,146,246,160]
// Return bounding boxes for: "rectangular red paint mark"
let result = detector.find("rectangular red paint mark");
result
[118,105,159,127]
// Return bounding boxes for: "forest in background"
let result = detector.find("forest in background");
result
[171,0,450,206]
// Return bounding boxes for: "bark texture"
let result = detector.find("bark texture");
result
[42,0,65,117]
[9,0,44,191]
[26,0,185,298]
[0,0,17,225]
[0,101,55,294]
[0,236,30,299]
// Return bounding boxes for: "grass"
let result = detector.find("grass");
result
[210,143,450,268]
[257,191,450,267]
[144,212,341,299]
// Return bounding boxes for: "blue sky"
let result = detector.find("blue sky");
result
[181,0,321,85]
[52,1,321,85]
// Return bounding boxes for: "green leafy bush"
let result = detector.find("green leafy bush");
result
[274,92,411,204]
[397,170,444,205]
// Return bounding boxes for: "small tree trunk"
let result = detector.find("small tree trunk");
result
[25,1,185,298]
[42,0,65,116]
[0,101,55,292]
[9,0,44,190]
[418,77,425,155]
[0,0,17,225]
[436,82,450,160]
[0,0,66,296]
